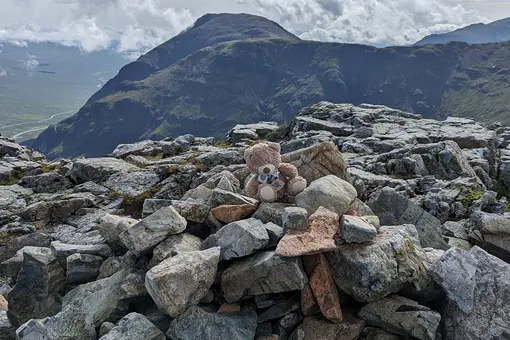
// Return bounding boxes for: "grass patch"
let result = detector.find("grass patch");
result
[457,186,485,210]
[215,140,231,148]
[110,186,162,219]
[40,163,61,173]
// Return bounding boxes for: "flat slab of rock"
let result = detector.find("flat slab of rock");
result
[467,212,510,261]
[145,247,220,317]
[51,241,113,269]
[326,225,433,302]
[68,157,140,184]
[203,218,269,260]
[430,246,510,339]
[148,233,203,268]
[166,306,257,340]
[119,206,187,255]
[99,312,165,340]
[221,251,308,302]
[295,175,357,216]
[66,253,103,285]
[209,189,258,208]
[98,214,137,246]
[341,215,377,243]
[290,315,364,340]
[210,204,258,223]
[142,199,173,218]
[368,187,449,250]
[281,141,350,183]
[359,295,441,340]
[276,207,339,257]
[170,200,210,223]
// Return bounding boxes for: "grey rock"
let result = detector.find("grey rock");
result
[252,203,293,226]
[20,172,73,193]
[349,198,375,216]
[359,295,441,340]
[430,246,510,339]
[74,181,109,196]
[326,225,434,302]
[341,215,377,243]
[119,206,187,255]
[7,247,65,326]
[442,220,469,240]
[227,122,280,144]
[111,140,165,159]
[0,231,52,263]
[203,218,269,260]
[467,212,510,261]
[360,327,401,340]
[282,207,308,232]
[221,251,308,302]
[50,241,113,269]
[195,148,244,167]
[0,138,23,157]
[98,214,138,246]
[99,312,165,340]
[104,171,161,197]
[149,233,203,268]
[209,188,258,207]
[97,256,123,279]
[264,222,285,247]
[166,306,257,340]
[295,175,357,216]
[145,247,220,317]
[368,187,449,250]
[99,322,116,337]
[142,199,172,217]
[0,312,16,340]
[66,253,103,285]
[67,157,140,184]
[258,296,300,323]
[170,200,210,223]
[22,196,96,226]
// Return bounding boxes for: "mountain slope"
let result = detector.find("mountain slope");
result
[415,17,510,45]
[27,14,510,159]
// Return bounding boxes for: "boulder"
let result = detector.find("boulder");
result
[360,327,402,340]
[282,207,308,232]
[67,157,139,184]
[98,214,138,246]
[66,253,103,285]
[20,172,73,193]
[7,247,65,326]
[341,215,377,243]
[264,222,285,247]
[98,312,165,340]
[289,315,364,340]
[257,296,300,323]
[326,225,433,302]
[281,141,350,183]
[210,204,258,223]
[227,122,281,144]
[430,246,510,339]
[111,140,164,158]
[148,233,203,268]
[359,295,441,340]
[209,188,258,207]
[142,199,172,218]
[104,171,161,197]
[467,212,510,262]
[145,247,220,317]
[252,203,293,226]
[368,187,449,250]
[195,149,244,167]
[0,312,15,340]
[221,251,308,302]
[276,207,339,257]
[119,206,187,255]
[170,200,210,223]
[166,306,257,340]
[203,218,269,260]
[295,175,357,216]
[50,242,113,269]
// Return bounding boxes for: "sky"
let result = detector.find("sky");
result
[0,0,509,57]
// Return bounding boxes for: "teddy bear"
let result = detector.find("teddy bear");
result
[244,141,307,202]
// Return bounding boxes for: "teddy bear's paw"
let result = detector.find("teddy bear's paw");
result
[288,177,307,196]
[259,185,277,202]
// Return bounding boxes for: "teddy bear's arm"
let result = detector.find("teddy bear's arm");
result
[278,163,299,179]
[245,175,260,198]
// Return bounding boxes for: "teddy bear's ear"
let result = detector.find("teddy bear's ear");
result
[266,141,281,153]
[244,148,252,162]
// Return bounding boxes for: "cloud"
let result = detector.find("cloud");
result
[0,67,7,77]
[22,53,39,71]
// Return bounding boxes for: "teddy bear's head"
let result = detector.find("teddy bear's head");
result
[244,141,282,176]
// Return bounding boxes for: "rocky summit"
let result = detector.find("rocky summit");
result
[2,101,510,339]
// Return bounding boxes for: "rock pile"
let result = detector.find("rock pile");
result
[1,102,510,339]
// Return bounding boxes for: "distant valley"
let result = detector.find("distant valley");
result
[0,41,127,141]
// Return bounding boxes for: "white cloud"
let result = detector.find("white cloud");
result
[0,0,498,58]
[22,53,39,71]
[0,67,7,77]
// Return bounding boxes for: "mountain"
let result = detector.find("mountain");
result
[0,41,127,141]
[26,13,510,159]
[415,17,510,45]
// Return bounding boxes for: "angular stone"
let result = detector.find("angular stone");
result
[221,251,308,302]
[145,247,220,317]
[218,303,241,313]
[326,225,433,302]
[66,253,103,285]
[210,204,258,223]
[264,222,285,247]
[290,315,364,340]
[97,256,123,279]
[50,241,113,269]
[99,322,115,337]
[360,327,402,340]
[99,312,165,340]
[281,141,350,183]
[209,188,258,207]
[275,207,339,257]
[167,306,257,340]
[359,295,441,340]
[467,212,510,262]
[368,187,449,250]
[149,233,203,268]
[282,207,308,232]
[349,198,375,216]
[7,247,65,326]
[203,218,269,261]
[295,175,357,216]
[303,254,342,323]
[171,200,211,223]
[98,214,137,246]
[67,157,140,184]
[104,171,162,197]
[341,215,377,243]
[252,203,293,226]
[195,149,244,167]
[119,206,187,255]
[20,172,73,194]
[142,199,172,218]
[16,270,131,339]
[0,296,7,312]
[0,311,16,340]
[301,284,321,316]
[258,296,300,323]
